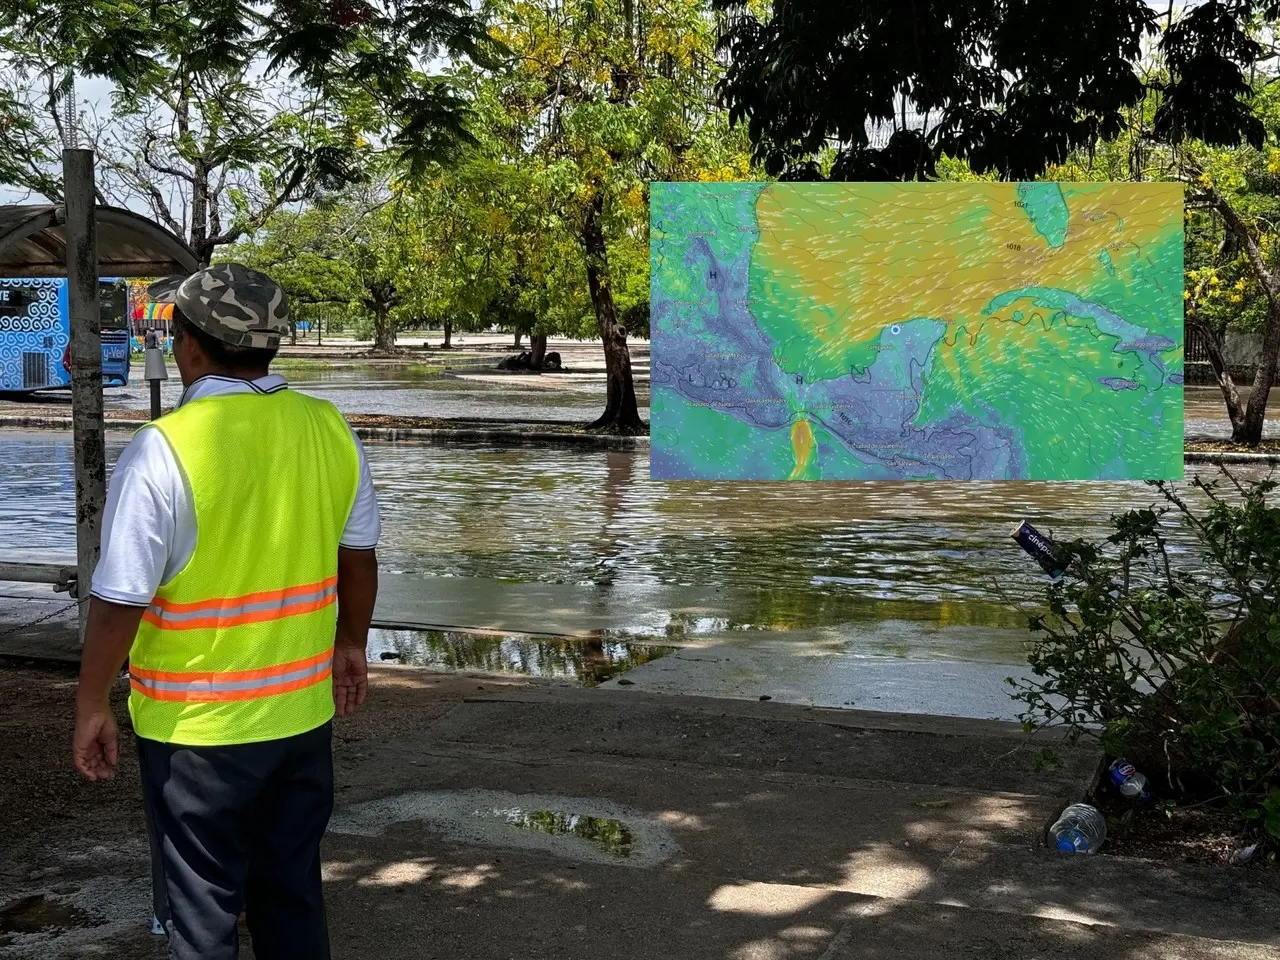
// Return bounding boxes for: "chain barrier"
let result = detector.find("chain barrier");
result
[0,597,82,643]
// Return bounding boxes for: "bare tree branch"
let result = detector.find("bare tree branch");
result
[141,128,196,185]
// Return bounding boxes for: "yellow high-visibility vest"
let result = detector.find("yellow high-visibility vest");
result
[127,390,360,746]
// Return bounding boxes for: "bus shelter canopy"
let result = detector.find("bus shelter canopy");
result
[0,204,198,278]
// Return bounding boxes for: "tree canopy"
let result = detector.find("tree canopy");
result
[713,0,1280,180]
[0,0,502,185]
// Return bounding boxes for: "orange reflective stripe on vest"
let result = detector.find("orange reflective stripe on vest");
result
[130,647,334,703]
[141,575,338,631]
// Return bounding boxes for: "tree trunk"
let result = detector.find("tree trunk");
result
[191,154,210,267]
[1204,187,1279,445]
[443,320,453,349]
[530,334,547,369]
[513,330,523,348]
[176,92,214,268]
[364,281,398,353]
[1239,302,1280,445]
[581,192,644,434]
[1187,311,1247,436]
[373,308,395,353]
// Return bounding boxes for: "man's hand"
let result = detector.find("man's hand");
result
[74,597,146,780]
[333,645,368,717]
[74,707,120,780]
[334,546,377,719]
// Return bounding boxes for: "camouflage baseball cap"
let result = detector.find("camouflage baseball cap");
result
[147,262,289,349]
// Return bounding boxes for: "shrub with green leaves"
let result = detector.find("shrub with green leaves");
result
[1011,469,1280,838]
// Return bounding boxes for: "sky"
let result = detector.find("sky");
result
[0,74,114,206]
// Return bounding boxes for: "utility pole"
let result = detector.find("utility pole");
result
[64,147,105,638]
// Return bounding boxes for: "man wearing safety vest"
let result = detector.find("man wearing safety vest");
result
[73,263,381,959]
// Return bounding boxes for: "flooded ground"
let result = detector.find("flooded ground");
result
[0,359,1264,436]
[328,788,679,868]
[0,361,1273,675]
[291,369,621,422]
[0,344,652,424]
[1185,385,1279,437]
[77,363,643,423]
[1,429,1272,665]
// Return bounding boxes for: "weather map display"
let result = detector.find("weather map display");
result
[650,182,1184,481]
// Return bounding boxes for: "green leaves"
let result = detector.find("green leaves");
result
[1013,467,1280,843]
[715,0,1278,181]
[1,0,493,185]
[1262,789,1280,839]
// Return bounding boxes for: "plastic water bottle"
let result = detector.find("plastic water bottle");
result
[1109,759,1148,800]
[1048,803,1106,854]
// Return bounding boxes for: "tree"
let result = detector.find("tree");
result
[398,152,545,351]
[228,191,412,350]
[714,0,1276,181]
[1187,141,1280,445]
[223,203,363,340]
[478,0,752,432]
[1032,38,1280,447]
[0,0,501,210]
[0,67,74,201]
[318,196,405,353]
[93,74,362,267]
[0,52,366,266]
[1033,64,1280,447]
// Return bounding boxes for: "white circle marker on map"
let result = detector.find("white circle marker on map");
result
[890,325,901,335]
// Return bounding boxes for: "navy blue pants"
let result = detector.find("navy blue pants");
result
[137,723,334,960]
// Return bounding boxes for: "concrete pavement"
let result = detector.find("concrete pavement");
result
[0,577,1040,721]
[3,667,1278,959]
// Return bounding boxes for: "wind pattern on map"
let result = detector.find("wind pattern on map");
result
[650,182,1184,481]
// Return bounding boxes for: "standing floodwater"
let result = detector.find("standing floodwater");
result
[0,428,1266,662]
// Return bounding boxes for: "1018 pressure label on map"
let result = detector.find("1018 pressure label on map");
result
[649,182,1184,481]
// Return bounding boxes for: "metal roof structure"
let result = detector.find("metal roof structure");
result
[0,204,198,278]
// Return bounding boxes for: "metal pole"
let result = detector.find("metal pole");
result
[144,329,168,420]
[64,148,105,639]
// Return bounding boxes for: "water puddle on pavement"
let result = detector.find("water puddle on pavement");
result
[0,894,101,941]
[329,790,678,868]
[493,808,634,858]
[367,629,676,686]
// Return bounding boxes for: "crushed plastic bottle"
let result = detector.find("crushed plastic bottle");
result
[1010,520,1066,579]
[1048,803,1107,854]
[1109,759,1149,800]
[1230,843,1260,866]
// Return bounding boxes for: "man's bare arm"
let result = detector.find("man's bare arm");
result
[73,598,146,779]
[333,547,378,716]
[337,547,378,648]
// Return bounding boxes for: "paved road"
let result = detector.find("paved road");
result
[3,670,1278,959]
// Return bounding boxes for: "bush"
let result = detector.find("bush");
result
[1011,469,1280,839]
[351,313,375,341]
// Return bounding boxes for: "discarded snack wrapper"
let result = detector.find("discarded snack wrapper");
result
[1011,520,1065,579]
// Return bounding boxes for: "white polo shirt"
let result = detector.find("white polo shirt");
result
[90,374,381,607]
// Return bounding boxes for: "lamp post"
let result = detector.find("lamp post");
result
[143,329,168,420]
